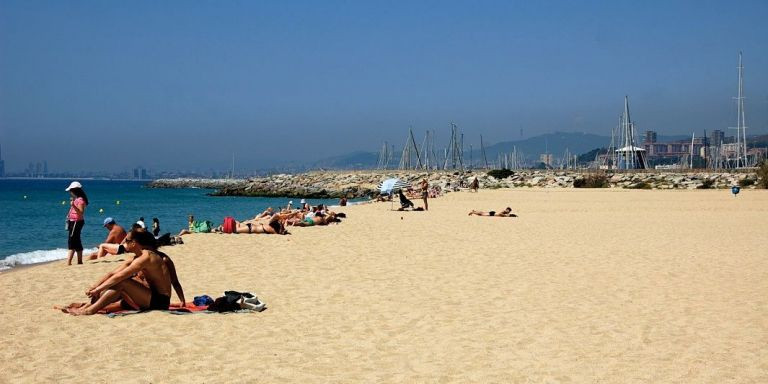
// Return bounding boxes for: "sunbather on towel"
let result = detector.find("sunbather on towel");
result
[63,230,185,315]
[468,207,517,217]
[221,214,290,234]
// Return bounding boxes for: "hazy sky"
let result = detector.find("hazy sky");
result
[1,0,767,172]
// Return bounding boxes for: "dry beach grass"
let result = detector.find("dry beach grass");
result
[1,188,767,383]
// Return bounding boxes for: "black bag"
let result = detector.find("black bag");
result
[207,291,255,312]
[207,297,241,312]
[156,233,172,246]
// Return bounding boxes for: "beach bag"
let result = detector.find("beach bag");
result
[222,216,236,234]
[193,220,212,233]
[208,296,242,312]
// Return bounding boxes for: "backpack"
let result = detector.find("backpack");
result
[222,216,236,234]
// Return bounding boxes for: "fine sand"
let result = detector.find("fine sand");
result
[1,188,767,383]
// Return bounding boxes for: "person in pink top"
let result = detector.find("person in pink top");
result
[65,181,89,265]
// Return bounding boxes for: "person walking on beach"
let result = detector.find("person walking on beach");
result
[65,181,88,265]
[419,178,429,211]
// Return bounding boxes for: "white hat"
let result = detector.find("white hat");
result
[65,181,82,191]
[300,199,306,204]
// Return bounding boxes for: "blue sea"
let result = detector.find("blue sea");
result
[0,179,348,270]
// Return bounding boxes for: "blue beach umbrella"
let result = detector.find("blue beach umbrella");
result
[378,178,410,194]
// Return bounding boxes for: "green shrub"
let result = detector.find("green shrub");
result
[627,181,652,189]
[487,169,514,179]
[573,174,609,188]
[757,160,768,189]
[738,178,755,187]
[697,179,715,189]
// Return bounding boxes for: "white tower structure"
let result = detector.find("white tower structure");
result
[728,51,749,168]
[615,96,647,169]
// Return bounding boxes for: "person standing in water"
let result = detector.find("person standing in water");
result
[65,181,88,265]
[151,218,160,237]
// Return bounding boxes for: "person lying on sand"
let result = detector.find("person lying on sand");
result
[468,207,517,217]
[62,230,185,315]
[216,214,290,235]
[291,211,341,226]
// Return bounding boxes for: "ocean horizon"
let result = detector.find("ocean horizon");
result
[0,179,349,270]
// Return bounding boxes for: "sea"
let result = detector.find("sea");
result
[0,179,349,271]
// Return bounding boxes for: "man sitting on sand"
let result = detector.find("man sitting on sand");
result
[87,217,127,260]
[64,230,185,315]
[468,207,517,217]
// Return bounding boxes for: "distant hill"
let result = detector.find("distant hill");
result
[312,151,379,169]
[480,132,609,161]
[310,132,613,169]
[307,132,768,170]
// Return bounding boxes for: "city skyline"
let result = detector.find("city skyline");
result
[1,1,767,172]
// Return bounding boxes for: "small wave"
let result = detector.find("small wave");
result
[0,248,97,271]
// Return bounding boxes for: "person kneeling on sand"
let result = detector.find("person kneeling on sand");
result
[468,207,517,217]
[87,217,128,260]
[64,230,185,315]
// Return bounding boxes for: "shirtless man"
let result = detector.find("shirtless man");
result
[468,207,517,217]
[66,230,185,315]
[87,217,128,260]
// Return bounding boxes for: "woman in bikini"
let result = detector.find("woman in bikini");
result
[230,214,289,234]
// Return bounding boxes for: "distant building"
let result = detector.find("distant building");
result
[710,130,725,147]
[539,153,553,166]
[642,132,706,161]
[644,130,657,144]
[133,166,149,179]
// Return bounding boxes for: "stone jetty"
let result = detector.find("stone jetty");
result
[147,169,761,198]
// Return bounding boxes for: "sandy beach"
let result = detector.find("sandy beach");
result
[1,188,767,383]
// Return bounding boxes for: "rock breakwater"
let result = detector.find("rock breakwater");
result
[147,170,760,198]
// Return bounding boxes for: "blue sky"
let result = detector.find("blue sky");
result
[1,0,767,172]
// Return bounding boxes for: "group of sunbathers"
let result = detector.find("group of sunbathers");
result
[209,202,344,235]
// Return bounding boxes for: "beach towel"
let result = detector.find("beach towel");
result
[105,303,210,317]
